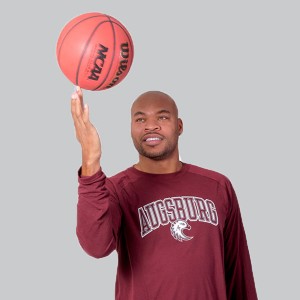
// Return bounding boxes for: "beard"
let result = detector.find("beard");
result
[133,139,178,161]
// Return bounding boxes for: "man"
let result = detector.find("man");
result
[71,86,258,300]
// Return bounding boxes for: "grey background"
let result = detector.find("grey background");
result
[1,0,299,299]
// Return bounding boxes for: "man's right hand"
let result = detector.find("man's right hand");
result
[71,86,101,176]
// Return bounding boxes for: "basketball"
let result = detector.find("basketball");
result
[56,12,134,91]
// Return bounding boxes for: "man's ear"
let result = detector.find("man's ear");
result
[178,118,183,135]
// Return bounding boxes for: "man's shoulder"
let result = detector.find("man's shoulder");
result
[185,163,231,188]
[106,166,134,185]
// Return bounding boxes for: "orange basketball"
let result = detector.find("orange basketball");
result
[56,12,134,91]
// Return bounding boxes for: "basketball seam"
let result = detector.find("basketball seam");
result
[76,19,112,86]
[101,21,134,90]
[57,14,103,68]
[93,15,117,91]
[94,18,134,90]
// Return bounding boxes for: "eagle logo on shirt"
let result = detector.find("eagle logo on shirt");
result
[170,220,193,242]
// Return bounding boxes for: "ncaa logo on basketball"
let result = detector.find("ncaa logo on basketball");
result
[88,44,109,81]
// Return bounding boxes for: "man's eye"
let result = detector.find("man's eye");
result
[136,118,145,123]
[158,116,168,120]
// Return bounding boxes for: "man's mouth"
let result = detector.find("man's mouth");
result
[145,137,162,142]
[142,135,164,145]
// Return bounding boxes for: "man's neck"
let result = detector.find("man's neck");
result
[134,157,182,174]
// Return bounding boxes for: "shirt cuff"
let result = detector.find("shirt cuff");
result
[78,167,105,184]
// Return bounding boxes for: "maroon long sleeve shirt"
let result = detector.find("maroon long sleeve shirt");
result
[77,163,258,300]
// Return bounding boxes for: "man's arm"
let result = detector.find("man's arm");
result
[71,86,101,176]
[77,168,121,258]
[223,180,258,300]
[71,87,121,258]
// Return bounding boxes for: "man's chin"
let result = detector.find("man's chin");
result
[135,144,172,161]
[141,151,168,161]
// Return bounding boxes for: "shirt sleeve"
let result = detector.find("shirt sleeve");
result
[76,168,122,258]
[223,179,258,300]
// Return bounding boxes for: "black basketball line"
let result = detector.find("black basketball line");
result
[75,18,113,86]
[57,14,104,68]
[93,18,134,90]
[110,21,134,58]
[92,15,117,90]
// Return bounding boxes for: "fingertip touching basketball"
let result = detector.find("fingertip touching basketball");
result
[56,12,134,91]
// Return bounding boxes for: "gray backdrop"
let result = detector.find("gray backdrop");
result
[1,1,299,299]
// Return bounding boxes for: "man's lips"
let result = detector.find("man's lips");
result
[142,134,164,144]
[142,134,163,141]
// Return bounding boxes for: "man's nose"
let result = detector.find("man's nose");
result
[145,119,160,131]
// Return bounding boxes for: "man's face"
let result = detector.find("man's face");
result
[131,92,183,161]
